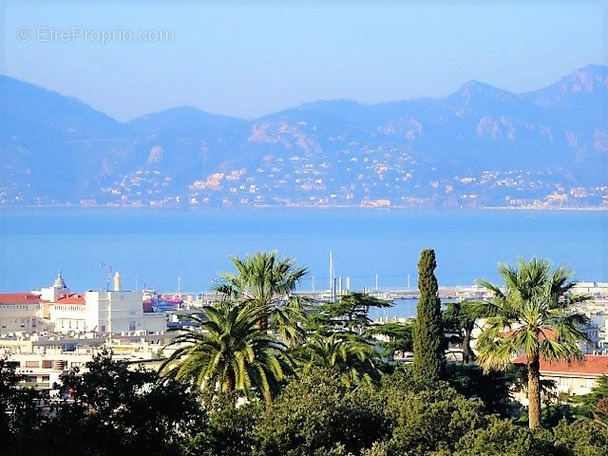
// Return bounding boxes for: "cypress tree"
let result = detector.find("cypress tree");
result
[413,249,445,383]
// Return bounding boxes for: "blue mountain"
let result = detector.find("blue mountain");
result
[1,64,606,208]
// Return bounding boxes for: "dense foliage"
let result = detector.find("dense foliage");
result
[1,251,601,455]
[413,248,446,382]
[1,352,206,456]
[161,302,293,403]
[3,357,608,456]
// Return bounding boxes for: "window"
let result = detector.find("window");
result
[129,321,136,331]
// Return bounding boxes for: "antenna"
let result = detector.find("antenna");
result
[329,251,334,298]
[100,262,112,291]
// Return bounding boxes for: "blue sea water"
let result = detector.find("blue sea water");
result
[0,208,606,295]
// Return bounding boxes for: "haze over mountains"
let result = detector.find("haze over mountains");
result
[1,64,606,209]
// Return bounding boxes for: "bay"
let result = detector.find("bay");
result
[0,208,606,294]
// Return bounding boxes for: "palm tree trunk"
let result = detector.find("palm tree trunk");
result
[528,354,542,430]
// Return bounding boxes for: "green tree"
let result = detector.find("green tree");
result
[368,320,414,361]
[553,418,608,456]
[443,301,480,363]
[215,251,309,346]
[452,416,555,456]
[413,249,445,383]
[253,367,386,456]
[381,371,487,455]
[161,302,293,403]
[0,359,46,456]
[47,351,205,456]
[573,375,608,431]
[319,292,392,334]
[446,363,520,418]
[576,375,608,410]
[192,391,263,456]
[298,332,383,388]
[475,257,590,429]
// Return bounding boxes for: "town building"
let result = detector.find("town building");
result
[0,293,49,333]
[0,334,169,390]
[514,355,608,403]
[0,271,166,336]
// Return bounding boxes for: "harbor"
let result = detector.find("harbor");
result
[189,281,608,306]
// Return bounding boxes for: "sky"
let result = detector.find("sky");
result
[1,0,606,121]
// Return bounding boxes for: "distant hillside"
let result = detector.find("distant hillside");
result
[1,64,606,209]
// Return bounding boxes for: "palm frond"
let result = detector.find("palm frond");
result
[475,257,590,429]
[160,299,292,402]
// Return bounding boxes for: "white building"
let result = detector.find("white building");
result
[573,282,608,299]
[0,293,48,333]
[514,355,608,402]
[0,272,166,336]
[81,290,166,334]
[0,335,169,390]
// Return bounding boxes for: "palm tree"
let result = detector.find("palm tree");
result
[160,301,293,404]
[298,333,381,388]
[214,251,309,346]
[475,257,590,429]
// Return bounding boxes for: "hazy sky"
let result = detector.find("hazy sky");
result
[1,1,606,121]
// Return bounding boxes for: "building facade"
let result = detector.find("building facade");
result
[0,272,166,335]
[513,355,608,404]
[0,293,48,333]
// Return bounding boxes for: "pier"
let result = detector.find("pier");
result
[178,282,608,306]
[294,286,491,301]
[191,286,491,305]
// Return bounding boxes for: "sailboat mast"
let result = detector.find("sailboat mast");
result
[329,251,334,300]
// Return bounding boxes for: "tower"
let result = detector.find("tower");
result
[114,272,121,291]
[40,270,70,301]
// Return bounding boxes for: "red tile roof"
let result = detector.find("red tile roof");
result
[514,355,608,376]
[0,293,42,305]
[56,294,85,305]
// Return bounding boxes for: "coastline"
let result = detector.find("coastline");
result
[1,204,606,212]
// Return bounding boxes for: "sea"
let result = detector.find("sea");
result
[0,208,606,318]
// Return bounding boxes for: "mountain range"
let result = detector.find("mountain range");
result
[1,64,606,209]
